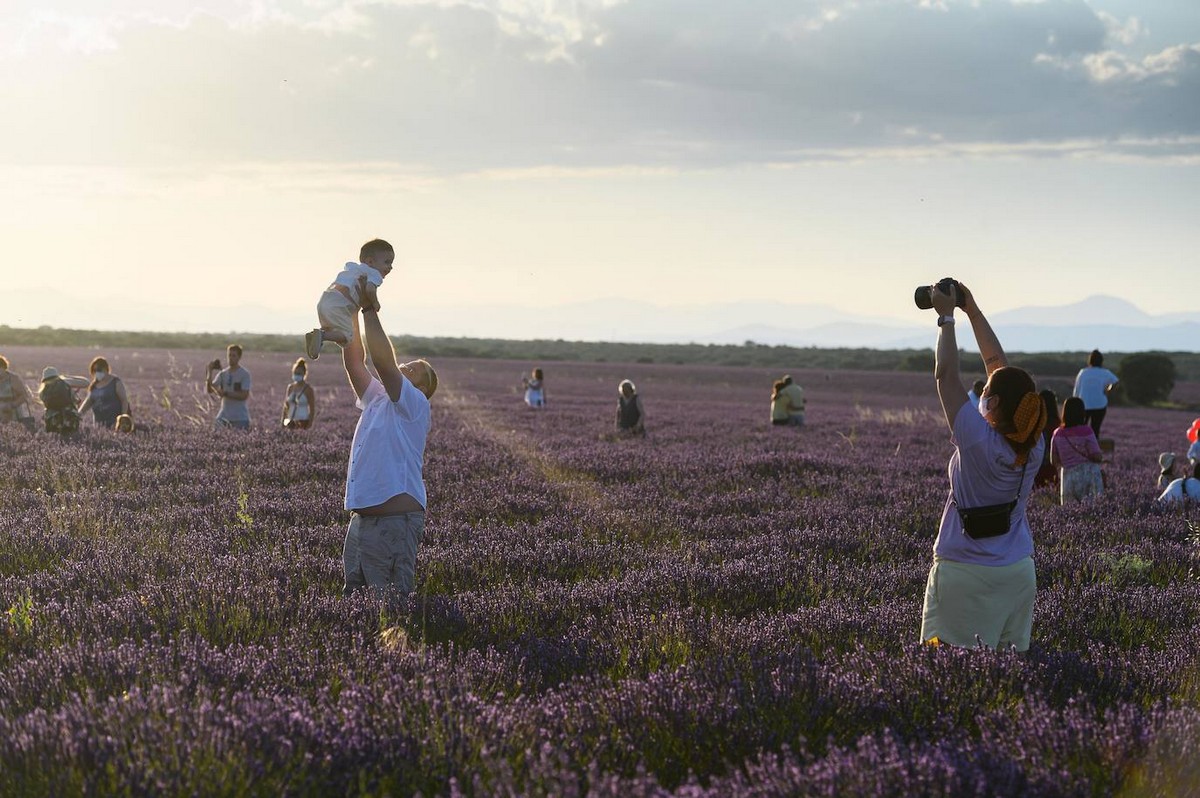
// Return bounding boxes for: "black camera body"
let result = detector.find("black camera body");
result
[914,277,966,310]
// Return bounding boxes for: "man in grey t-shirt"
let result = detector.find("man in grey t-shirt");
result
[207,344,253,430]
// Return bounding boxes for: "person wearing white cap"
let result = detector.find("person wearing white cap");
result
[1158,463,1200,504]
[1158,453,1177,491]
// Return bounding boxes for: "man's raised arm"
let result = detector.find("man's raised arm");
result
[361,309,404,402]
[342,312,372,400]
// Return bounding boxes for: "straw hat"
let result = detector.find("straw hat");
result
[1159,452,1176,470]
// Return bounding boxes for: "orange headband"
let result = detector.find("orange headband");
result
[1004,392,1046,465]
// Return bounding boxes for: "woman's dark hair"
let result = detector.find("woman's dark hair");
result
[1040,389,1059,431]
[983,366,1040,462]
[1061,396,1087,428]
[1087,350,1103,367]
[532,368,543,380]
[88,356,111,391]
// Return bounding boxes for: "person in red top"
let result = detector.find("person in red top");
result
[1049,396,1104,504]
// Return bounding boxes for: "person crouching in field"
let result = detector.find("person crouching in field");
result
[615,379,645,436]
[38,367,86,436]
[341,294,438,597]
[305,238,393,360]
[770,375,805,427]
[921,280,1045,653]
[0,356,36,431]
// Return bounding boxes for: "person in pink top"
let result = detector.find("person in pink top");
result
[1049,396,1104,504]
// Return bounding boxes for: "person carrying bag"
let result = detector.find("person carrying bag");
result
[918,280,1046,652]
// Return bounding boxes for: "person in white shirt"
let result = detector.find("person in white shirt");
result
[305,238,395,360]
[1072,350,1119,438]
[341,298,439,596]
[1158,463,1200,504]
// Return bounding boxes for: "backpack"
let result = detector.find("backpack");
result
[45,407,80,436]
[39,377,74,411]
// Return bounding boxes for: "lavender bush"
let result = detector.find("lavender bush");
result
[0,345,1198,796]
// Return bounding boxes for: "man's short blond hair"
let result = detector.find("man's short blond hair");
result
[416,359,438,399]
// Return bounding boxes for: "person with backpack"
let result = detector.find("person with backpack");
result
[38,367,83,436]
[920,280,1045,653]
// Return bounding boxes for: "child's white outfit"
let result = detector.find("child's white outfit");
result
[307,263,383,358]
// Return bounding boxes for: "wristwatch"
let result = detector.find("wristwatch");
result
[937,315,955,327]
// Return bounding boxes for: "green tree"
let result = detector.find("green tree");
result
[1118,353,1176,404]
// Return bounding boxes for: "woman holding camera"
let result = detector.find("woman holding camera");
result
[920,281,1045,652]
[281,357,317,429]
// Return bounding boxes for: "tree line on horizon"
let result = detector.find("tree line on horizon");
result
[0,324,1185,405]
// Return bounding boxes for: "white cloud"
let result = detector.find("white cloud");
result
[1,0,1198,169]
[1097,10,1142,47]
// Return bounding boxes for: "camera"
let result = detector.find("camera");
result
[914,277,966,310]
[208,359,222,371]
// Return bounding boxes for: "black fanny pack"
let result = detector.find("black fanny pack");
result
[954,460,1028,540]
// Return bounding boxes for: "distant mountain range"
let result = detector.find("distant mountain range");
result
[7,290,1198,354]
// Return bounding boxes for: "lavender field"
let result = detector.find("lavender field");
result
[2,345,1199,796]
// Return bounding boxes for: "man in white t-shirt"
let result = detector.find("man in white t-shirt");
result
[340,302,439,596]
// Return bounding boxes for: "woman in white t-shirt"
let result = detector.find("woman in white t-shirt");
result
[921,280,1046,652]
[1072,350,1118,438]
[281,357,317,430]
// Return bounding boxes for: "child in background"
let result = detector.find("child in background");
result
[1050,396,1104,504]
[305,239,395,360]
[523,368,546,408]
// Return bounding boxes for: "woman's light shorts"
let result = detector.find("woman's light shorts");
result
[920,556,1036,652]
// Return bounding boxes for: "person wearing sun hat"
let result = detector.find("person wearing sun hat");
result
[1158,452,1177,491]
[920,279,1046,653]
[37,366,84,435]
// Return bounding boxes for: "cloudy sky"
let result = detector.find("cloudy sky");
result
[2,0,1198,336]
